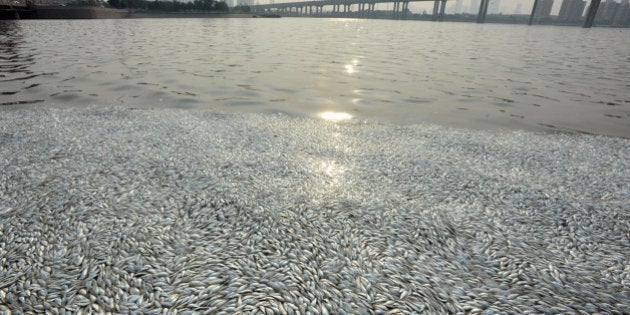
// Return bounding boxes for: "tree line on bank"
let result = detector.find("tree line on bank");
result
[106,0,230,12]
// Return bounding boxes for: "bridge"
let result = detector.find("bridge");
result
[252,0,604,27]
[252,0,530,23]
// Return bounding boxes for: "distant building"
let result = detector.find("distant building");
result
[514,3,522,14]
[559,0,586,21]
[488,0,501,14]
[613,0,630,25]
[535,0,554,17]
[596,0,621,23]
[470,0,479,14]
[237,0,253,6]
[455,0,463,13]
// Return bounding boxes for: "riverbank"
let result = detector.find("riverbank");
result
[2,7,259,19]
[20,6,129,19]
[0,107,627,313]
[130,12,258,19]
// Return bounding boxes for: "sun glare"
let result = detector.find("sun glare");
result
[319,111,353,122]
[344,64,354,74]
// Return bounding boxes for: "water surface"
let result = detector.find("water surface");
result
[1,18,629,137]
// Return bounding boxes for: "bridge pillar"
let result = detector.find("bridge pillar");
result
[528,0,539,25]
[439,0,447,21]
[583,0,601,28]
[392,2,397,19]
[432,0,440,21]
[402,1,409,19]
[477,0,489,23]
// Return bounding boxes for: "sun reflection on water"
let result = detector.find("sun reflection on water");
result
[345,64,354,74]
[345,58,359,74]
[319,111,353,122]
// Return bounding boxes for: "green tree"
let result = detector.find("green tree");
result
[108,0,124,8]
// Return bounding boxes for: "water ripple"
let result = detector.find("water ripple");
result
[0,19,628,137]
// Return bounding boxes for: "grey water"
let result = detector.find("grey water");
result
[1,18,629,137]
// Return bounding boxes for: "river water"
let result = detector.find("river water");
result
[1,18,629,137]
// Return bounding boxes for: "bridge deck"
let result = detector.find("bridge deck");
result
[254,0,434,9]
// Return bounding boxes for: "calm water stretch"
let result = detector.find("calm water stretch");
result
[1,18,629,137]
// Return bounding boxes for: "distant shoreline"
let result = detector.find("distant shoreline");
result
[3,6,262,20]
[130,12,259,19]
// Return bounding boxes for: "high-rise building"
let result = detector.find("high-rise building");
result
[596,0,609,20]
[237,0,253,6]
[535,0,554,17]
[488,0,501,14]
[455,0,463,13]
[515,3,522,14]
[559,0,586,21]
[596,0,621,23]
[470,0,479,14]
[613,0,630,25]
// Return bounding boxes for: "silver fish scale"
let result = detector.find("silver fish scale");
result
[0,107,628,313]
